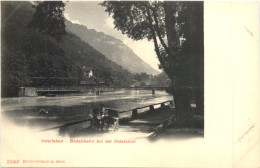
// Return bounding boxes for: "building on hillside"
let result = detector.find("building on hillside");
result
[80,66,97,85]
[82,66,93,78]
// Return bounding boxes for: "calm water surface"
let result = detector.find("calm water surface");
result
[1,89,172,129]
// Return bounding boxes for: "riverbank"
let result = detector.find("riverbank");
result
[120,106,175,134]
[148,109,204,140]
[17,86,124,97]
[15,86,168,97]
[111,106,204,140]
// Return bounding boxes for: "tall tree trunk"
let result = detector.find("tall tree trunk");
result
[186,2,204,115]
[164,2,193,127]
[196,2,204,115]
[173,65,194,127]
[174,86,194,127]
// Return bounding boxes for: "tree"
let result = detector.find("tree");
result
[1,47,28,97]
[101,1,204,127]
[134,72,150,82]
[152,72,171,87]
[28,1,66,40]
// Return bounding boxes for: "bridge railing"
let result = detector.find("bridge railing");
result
[35,86,80,91]
[116,100,173,120]
[125,87,169,90]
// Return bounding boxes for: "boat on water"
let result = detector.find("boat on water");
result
[58,108,119,136]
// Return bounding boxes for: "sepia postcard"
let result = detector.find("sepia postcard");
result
[0,1,259,167]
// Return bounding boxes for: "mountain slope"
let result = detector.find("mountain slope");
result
[65,21,159,75]
[1,1,133,97]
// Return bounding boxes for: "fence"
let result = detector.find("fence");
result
[116,100,173,121]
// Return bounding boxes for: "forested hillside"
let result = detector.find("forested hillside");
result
[65,21,159,75]
[1,1,133,97]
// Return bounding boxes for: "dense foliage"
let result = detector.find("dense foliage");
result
[102,1,204,125]
[132,72,171,87]
[28,1,66,40]
[1,2,133,97]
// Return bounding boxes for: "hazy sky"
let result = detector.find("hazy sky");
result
[64,1,161,71]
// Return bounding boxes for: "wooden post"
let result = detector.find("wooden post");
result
[161,103,165,108]
[149,105,154,112]
[132,109,138,119]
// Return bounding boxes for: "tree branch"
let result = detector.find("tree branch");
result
[151,5,170,55]
[145,5,170,75]
[163,2,177,50]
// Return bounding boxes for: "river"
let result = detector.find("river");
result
[1,89,172,130]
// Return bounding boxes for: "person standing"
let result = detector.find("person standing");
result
[99,104,106,130]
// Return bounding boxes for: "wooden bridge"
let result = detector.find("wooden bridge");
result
[125,86,170,95]
[126,86,169,90]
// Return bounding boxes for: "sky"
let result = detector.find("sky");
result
[64,1,161,72]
